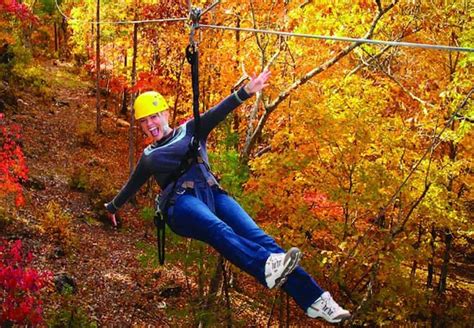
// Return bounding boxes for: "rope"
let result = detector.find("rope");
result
[200,24,474,53]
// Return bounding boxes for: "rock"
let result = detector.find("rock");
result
[53,246,66,258]
[116,118,130,127]
[0,81,18,113]
[52,97,70,107]
[0,43,13,64]
[159,285,182,298]
[54,273,77,294]
[22,176,46,190]
[17,98,28,106]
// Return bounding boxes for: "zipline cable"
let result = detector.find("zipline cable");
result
[66,16,474,53]
[54,0,187,25]
[200,24,474,53]
[55,0,473,53]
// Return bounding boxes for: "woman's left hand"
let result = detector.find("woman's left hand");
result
[244,70,271,95]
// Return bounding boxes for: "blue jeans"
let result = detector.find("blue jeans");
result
[166,187,324,311]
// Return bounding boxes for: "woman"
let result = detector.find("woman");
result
[105,71,350,323]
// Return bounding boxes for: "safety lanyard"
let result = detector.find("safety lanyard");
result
[155,7,203,266]
[186,6,202,156]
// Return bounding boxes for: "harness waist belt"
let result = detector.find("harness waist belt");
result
[180,178,218,190]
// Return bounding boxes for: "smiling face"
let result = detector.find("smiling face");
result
[139,110,171,142]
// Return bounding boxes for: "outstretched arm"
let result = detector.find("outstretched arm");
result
[198,70,271,137]
[105,155,152,226]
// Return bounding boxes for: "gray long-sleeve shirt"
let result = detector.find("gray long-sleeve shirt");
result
[106,87,251,214]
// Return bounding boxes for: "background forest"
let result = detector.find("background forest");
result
[1,0,473,326]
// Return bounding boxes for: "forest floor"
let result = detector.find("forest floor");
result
[2,59,326,327]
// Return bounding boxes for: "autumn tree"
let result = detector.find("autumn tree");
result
[59,0,473,325]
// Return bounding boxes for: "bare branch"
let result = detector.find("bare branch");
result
[359,47,435,107]
[455,114,474,123]
[242,0,399,159]
[255,144,272,157]
[243,92,264,161]
[382,87,474,212]
[375,0,383,12]
[243,39,285,158]
[345,21,421,78]
[249,0,264,54]
[391,183,431,237]
[300,0,313,9]
[264,37,285,71]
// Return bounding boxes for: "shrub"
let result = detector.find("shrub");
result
[76,121,97,147]
[0,115,28,207]
[40,201,73,248]
[140,206,155,223]
[68,167,88,191]
[11,64,50,96]
[68,166,117,212]
[0,239,51,326]
[47,307,98,328]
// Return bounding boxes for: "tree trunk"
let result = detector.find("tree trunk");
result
[206,255,223,309]
[90,23,94,55]
[278,291,284,328]
[61,17,68,58]
[129,22,139,181]
[95,0,101,133]
[53,22,58,53]
[437,229,453,294]
[121,49,128,115]
[121,90,128,116]
[221,259,232,328]
[232,15,241,148]
[427,224,436,288]
[171,56,185,127]
[197,244,205,327]
[410,222,423,284]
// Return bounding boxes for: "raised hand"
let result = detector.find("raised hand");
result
[244,70,271,95]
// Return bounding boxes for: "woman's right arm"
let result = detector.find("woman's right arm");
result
[105,155,152,224]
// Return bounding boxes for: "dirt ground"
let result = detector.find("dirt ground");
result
[2,59,329,327]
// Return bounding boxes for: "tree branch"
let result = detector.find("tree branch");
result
[242,39,285,159]
[382,87,474,212]
[455,114,474,123]
[242,0,399,160]
[345,20,421,79]
[391,183,431,237]
[359,47,435,108]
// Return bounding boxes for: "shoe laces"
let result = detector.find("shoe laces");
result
[320,293,343,315]
[268,253,284,272]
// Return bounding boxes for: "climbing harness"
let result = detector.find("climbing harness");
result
[153,5,206,265]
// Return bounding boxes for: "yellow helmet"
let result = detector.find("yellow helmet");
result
[134,91,169,120]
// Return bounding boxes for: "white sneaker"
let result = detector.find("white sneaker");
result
[265,247,301,289]
[307,292,351,323]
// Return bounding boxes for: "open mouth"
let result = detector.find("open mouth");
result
[149,126,160,137]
